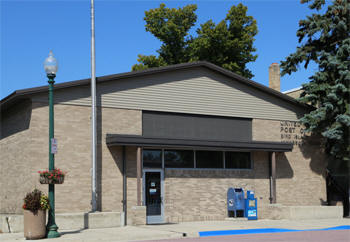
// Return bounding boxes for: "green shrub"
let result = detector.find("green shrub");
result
[23,189,49,213]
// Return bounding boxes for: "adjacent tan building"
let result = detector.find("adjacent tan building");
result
[283,87,303,99]
[0,62,330,225]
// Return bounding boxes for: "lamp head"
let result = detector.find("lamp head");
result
[44,50,58,78]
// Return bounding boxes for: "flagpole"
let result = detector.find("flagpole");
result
[91,0,97,212]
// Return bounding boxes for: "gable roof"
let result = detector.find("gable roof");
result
[0,61,311,112]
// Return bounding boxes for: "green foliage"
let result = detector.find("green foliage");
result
[23,189,49,213]
[40,194,50,210]
[189,4,257,78]
[132,3,258,79]
[132,55,167,71]
[281,0,350,166]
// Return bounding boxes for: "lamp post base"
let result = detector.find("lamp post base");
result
[47,225,60,238]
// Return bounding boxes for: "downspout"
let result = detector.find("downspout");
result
[269,152,273,204]
[122,146,127,226]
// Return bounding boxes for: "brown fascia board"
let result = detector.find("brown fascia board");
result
[0,61,312,111]
[106,134,294,152]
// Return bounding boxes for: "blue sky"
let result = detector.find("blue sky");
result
[1,0,323,99]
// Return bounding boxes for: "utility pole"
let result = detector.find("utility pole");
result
[90,0,97,212]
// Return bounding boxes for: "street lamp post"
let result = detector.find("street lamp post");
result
[44,51,60,238]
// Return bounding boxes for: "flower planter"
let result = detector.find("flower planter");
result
[38,168,66,184]
[23,209,46,240]
[39,176,64,184]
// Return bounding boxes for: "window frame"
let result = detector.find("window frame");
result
[142,147,253,171]
[224,151,253,170]
[142,148,163,169]
[163,149,195,169]
[194,150,224,169]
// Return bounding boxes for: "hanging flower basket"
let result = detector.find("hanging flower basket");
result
[39,175,64,184]
[38,168,66,184]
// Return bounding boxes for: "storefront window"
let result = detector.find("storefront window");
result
[143,149,252,170]
[164,150,194,168]
[143,149,162,168]
[225,152,251,169]
[196,151,223,168]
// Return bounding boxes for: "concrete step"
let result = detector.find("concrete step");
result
[0,211,122,233]
[259,205,343,220]
[225,217,248,221]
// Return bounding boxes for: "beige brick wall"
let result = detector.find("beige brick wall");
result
[125,146,140,220]
[285,89,302,99]
[252,118,327,206]
[99,108,141,212]
[1,99,326,223]
[31,103,92,213]
[161,119,326,222]
[0,100,33,214]
[0,102,141,214]
[128,206,146,225]
[163,151,270,223]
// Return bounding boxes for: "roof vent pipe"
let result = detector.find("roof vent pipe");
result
[269,63,280,92]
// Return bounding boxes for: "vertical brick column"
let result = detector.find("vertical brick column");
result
[269,152,277,204]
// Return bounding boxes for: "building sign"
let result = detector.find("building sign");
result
[51,138,57,154]
[280,121,305,146]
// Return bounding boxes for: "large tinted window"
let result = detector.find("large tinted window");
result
[143,149,162,168]
[196,151,223,168]
[164,150,194,168]
[225,152,251,169]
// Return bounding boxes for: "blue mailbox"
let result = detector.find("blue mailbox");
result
[244,190,258,220]
[227,188,245,217]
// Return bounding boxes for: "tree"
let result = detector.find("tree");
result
[281,0,350,167]
[132,3,258,79]
[190,4,257,78]
[132,4,197,71]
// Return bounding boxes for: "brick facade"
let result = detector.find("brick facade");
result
[154,119,326,223]
[0,100,33,214]
[163,151,270,223]
[285,89,302,99]
[0,102,141,214]
[252,119,327,206]
[1,101,327,223]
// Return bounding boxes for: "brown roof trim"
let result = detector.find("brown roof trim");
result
[106,134,293,152]
[1,61,312,111]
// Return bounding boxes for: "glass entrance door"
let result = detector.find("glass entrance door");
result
[144,170,164,224]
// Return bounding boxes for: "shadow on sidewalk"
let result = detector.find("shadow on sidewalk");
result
[60,228,86,235]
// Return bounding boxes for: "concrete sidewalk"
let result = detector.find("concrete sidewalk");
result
[1,218,349,241]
